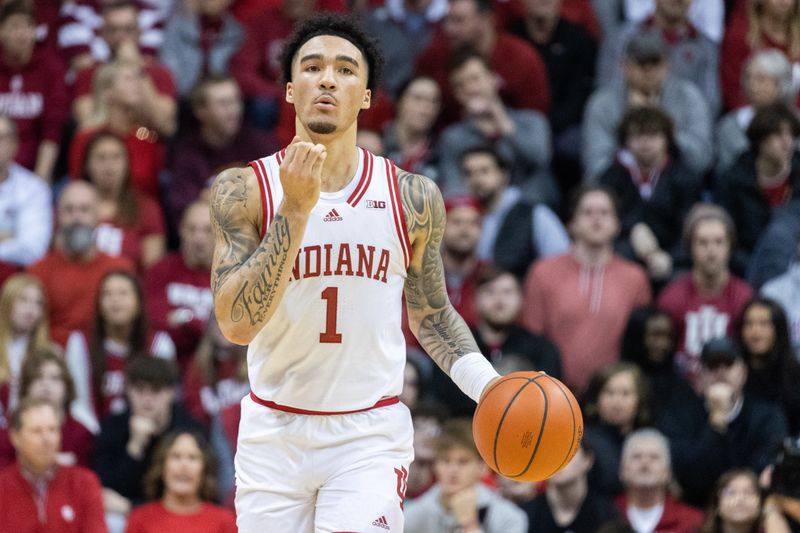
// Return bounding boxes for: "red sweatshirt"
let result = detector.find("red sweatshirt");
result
[615,494,703,533]
[125,502,236,533]
[0,463,107,533]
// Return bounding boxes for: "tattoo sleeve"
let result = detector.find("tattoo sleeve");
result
[399,169,480,373]
[210,169,306,344]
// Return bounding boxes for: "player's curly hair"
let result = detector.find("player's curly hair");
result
[280,13,384,94]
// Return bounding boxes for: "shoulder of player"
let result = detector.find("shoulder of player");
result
[396,167,445,237]
[210,166,260,215]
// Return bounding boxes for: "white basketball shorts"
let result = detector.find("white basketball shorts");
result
[235,393,414,533]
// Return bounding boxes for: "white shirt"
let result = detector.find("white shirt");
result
[627,503,665,533]
[0,163,52,266]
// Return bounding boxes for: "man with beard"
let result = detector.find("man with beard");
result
[28,181,133,346]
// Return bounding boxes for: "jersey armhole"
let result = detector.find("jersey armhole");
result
[385,161,413,270]
[248,159,273,239]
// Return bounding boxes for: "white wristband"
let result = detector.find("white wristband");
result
[449,352,501,403]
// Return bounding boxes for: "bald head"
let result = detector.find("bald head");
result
[180,201,214,268]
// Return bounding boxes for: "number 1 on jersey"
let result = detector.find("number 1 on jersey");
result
[320,287,343,343]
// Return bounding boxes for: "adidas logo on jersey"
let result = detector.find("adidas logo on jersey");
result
[323,208,343,222]
[372,515,390,530]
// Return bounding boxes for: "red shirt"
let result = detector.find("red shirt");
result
[0,463,106,533]
[615,494,703,533]
[760,174,793,208]
[144,253,212,362]
[415,31,551,126]
[184,358,249,426]
[657,273,753,378]
[73,59,176,100]
[95,194,166,270]
[27,249,134,346]
[125,502,236,533]
[69,127,165,199]
[0,415,94,469]
[0,50,69,171]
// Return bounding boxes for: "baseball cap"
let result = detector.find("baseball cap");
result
[625,31,668,63]
[700,337,743,367]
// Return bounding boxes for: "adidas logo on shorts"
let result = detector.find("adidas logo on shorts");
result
[323,208,343,222]
[372,515,390,530]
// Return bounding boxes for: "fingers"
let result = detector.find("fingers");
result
[310,146,327,177]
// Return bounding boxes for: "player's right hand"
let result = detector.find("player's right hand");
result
[280,136,327,214]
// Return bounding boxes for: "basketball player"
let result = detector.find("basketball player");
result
[210,14,501,532]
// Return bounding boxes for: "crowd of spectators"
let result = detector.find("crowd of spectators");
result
[1,0,800,531]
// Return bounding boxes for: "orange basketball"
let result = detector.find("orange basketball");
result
[473,371,583,482]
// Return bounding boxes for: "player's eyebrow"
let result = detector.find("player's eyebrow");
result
[335,55,360,69]
[299,53,359,69]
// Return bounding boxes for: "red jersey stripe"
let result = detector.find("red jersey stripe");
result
[346,148,373,207]
[248,160,269,238]
[385,160,411,269]
[249,391,399,415]
[256,159,274,238]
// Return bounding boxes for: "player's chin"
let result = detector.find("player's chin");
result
[308,120,338,135]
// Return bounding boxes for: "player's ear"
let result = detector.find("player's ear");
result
[361,88,371,110]
[286,83,294,104]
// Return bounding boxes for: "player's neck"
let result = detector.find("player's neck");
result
[296,127,360,193]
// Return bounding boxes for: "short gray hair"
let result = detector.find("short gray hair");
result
[621,428,672,470]
[744,49,796,104]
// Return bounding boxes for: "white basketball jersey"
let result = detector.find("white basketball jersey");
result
[246,147,412,412]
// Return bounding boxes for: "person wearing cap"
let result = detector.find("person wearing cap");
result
[657,336,787,507]
[582,29,713,181]
[596,0,720,115]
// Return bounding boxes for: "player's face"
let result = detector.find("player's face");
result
[442,206,482,256]
[690,220,730,277]
[463,153,507,203]
[286,35,371,136]
[10,405,61,474]
[11,284,44,335]
[476,274,522,328]
[621,437,670,489]
[100,274,140,328]
[718,474,761,526]
[597,371,639,430]
[164,434,205,498]
[741,304,776,356]
[569,191,619,248]
[434,447,485,496]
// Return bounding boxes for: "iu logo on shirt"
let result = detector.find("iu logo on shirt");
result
[323,208,343,222]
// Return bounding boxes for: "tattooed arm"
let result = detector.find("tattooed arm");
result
[400,169,482,374]
[211,141,326,345]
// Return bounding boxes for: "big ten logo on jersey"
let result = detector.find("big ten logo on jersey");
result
[366,199,386,209]
[166,283,213,320]
[685,305,730,356]
[290,243,391,283]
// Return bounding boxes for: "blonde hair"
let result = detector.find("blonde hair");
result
[89,59,140,128]
[747,0,800,60]
[0,274,50,384]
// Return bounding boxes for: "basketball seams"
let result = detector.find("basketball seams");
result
[511,379,549,479]
[492,380,533,473]
[543,375,580,475]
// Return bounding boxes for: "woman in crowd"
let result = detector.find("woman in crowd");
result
[0,274,49,415]
[700,468,789,532]
[582,362,653,496]
[738,297,800,433]
[126,430,236,533]
[66,270,175,429]
[82,131,166,270]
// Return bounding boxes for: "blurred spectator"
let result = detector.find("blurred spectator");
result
[72,1,177,138]
[208,400,240,507]
[598,106,702,281]
[522,440,619,533]
[125,431,236,533]
[362,0,447,95]
[522,186,651,392]
[404,418,528,532]
[620,307,695,420]
[593,0,724,43]
[461,146,569,279]
[69,60,167,200]
[657,204,753,379]
[66,270,175,432]
[183,316,248,427]
[761,222,800,358]
[415,0,550,127]
[657,337,788,506]
[0,115,52,279]
[764,436,800,531]
[0,398,107,533]
[597,0,721,115]
[82,131,166,270]
[439,51,556,204]
[430,266,561,417]
[382,75,442,181]
[0,274,49,414]
[582,31,713,181]
[582,362,653,497]
[614,428,704,532]
[94,357,203,512]
[700,468,788,533]
[0,0,68,182]
[716,102,800,260]
[167,75,273,230]
[748,200,800,289]
[738,297,800,433]
[440,195,485,328]
[58,0,172,71]
[406,400,448,501]
[160,0,244,97]
[28,0,61,57]
[228,0,317,130]
[721,0,800,111]
[144,200,213,367]
[715,50,797,176]
[401,357,427,410]
[28,182,133,347]
[1,349,95,469]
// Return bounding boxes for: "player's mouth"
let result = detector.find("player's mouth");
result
[314,94,337,108]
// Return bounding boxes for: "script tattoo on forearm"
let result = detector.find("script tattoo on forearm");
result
[398,170,479,373]
[230,215,291,325]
